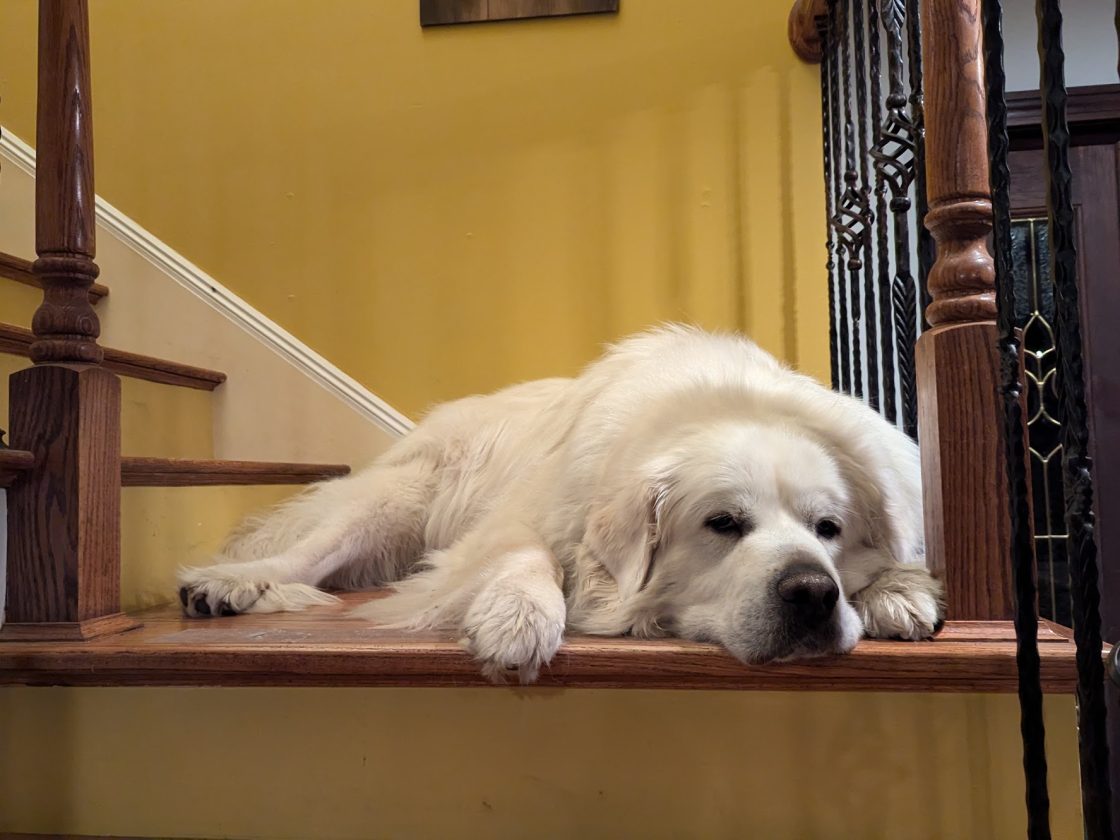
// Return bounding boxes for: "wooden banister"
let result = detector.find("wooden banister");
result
[788,0,828,63]
[3,0,135,641]
[915,0,1012,620]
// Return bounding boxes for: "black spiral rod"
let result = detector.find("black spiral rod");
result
[867,0,897,424]
[828,0,852,395]
[836,0,864,400]
[871,0,919,437]
[1036,1,1112,836]
[905,0,932,334]
[852,0,879,410]
[982,1,1052,836]
[819,13,841,392]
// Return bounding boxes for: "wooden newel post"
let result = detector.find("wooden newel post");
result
[2,0,135,640]
[916,0,1012,620]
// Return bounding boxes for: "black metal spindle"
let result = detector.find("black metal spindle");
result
[831,0,853,394]
[834,0,867,400]
[853,0,879,410]
[982,1,1052,836]
[820,13,842,392]
[1036,1,1113,836]
[905,0,932,334]
[867,0,897,424]
[870,0,919,438]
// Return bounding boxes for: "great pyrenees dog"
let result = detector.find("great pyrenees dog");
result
[178,326,943,682]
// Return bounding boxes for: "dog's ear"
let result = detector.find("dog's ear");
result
[583,480,666,602]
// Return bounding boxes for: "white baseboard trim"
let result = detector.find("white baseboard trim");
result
[0,128,414,438]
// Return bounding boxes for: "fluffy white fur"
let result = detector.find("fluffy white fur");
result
[179,326,944,683]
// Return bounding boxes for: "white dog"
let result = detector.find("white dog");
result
[178,326,943,682]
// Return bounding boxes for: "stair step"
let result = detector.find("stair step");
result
[0,323,226,390]
[122,456,350,486]
[0,593,1086,691]
[0,252,109,303]
[0,448,35,487]
[0,453,347,487]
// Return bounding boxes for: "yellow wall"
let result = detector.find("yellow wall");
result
[0,688,1085,840]
[0,0,828,417]
[0,2,1084,838]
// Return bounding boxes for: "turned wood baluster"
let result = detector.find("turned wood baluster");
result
[915,0,1012,620]
[3,0,134,640]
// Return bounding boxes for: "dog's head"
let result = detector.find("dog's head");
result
[578,409,920,663]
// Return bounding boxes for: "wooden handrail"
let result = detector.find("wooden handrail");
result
[2,0,134,642]
[788,0,828,63]
[0,251,108,302]
[915,0,1012,620]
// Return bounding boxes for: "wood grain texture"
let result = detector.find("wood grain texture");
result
[0,251,108,303]
[31,0,103,365]
[420,0,618,26]
[916,323,1013,620]
[0,323,226,390]
[915,0,1010,620]
[1006,83,1120,132]
[5,365,123,628]
[0,252,108,304]
[121,457,350,486]
[0,448,36,487]
[0,593,1085,691]
[787,0,828,63]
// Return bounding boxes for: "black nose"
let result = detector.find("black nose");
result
[776,564,839,627]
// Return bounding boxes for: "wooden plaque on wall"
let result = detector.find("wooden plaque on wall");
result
[421,0,619,27]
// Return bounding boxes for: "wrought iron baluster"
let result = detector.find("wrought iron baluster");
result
[819,12,841,392]
[871,0,918,437]
[906,0,932,335]
[981,1,1052,835]
[1036,1,1112,836]
[830,0,853,394]
[831,0,867,399]
[867,0,897,424]
[852,0,879,410]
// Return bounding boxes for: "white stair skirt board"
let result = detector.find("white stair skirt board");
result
[0,128,413,440]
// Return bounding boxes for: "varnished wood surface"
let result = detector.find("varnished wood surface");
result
[31,0,103,365]
[915,0,1010,621]
[916,323,1013,620]
[0,323,226,390]
[0,251,108,302]
[0,449,35,487]
[420,0,618,27]
[0,593,1083,692]
[121,457,350,486]
[786,0,828,63]
[6,365,121,625]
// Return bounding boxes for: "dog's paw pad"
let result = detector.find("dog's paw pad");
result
[176,569,270,619]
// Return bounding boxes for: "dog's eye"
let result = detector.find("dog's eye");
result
[815,519,842,540]
[704,513,742,536]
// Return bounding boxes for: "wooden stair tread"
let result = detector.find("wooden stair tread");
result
[0,592,1085,692]
[122,456,351,486]
[0,448,35,487]
[0,323,225,390]
[0,251,109,302]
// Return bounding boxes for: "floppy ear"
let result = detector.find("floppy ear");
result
[582,480,665,602]
[824,416,924,564]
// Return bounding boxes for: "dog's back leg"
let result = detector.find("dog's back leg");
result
[177,456,438,617]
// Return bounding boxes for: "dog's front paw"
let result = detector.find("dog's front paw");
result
[177,566,337,618]
[462,577,566,685]
[852,565,945,641]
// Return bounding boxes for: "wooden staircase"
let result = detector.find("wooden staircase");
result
[0,0,1095,691]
